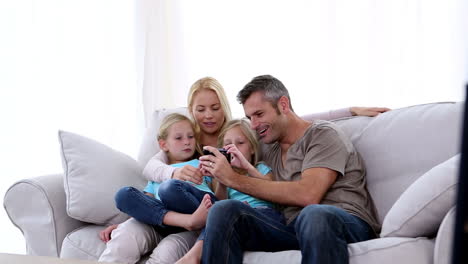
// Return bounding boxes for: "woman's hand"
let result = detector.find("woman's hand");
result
[224,144,252,170]
[99,224,119,243]
[172,165,203,185]
[350,107,390,117]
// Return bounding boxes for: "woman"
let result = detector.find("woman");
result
[141,77,233,186]
[99,76,389,264]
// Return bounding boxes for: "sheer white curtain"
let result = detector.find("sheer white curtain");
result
[0,0,140,254]
[136,0,190,126]
[140,0,467,119]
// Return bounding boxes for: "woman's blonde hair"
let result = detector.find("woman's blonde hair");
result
[158,113,201,155]
[217,119,260,165]
[187,77,232,135]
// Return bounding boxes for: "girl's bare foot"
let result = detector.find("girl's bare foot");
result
[187,194,212,230]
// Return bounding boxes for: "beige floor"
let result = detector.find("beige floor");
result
[0,253,120,264]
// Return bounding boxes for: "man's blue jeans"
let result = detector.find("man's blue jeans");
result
[201,200,375,264]
[158,180,283,241]
[114,179,216,235]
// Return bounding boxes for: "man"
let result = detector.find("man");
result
[200,75,380,264]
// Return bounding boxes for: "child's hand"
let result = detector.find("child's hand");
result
[173,165,203,185]
[224,144,251,170]
[99,224,119,243]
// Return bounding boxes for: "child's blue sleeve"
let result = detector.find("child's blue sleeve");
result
[204,176,212,183]
[256,163,272,175]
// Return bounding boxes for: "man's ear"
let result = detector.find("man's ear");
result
[159,139,169,152]
[277,96,291,114]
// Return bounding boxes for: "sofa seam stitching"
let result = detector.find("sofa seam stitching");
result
[350,237,430,257]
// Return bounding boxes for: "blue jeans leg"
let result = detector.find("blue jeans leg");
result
[197,206,284,242]
[201,200,297,264]
[293,204,375,264]
[158,179,217,214]
[114,186,183,235]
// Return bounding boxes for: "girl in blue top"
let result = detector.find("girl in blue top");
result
[112,113,218,234]
[172,119,282,264]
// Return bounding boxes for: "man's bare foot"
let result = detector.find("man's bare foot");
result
[186,194,212,231]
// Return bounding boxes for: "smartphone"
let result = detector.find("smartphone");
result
[203,148,231,161]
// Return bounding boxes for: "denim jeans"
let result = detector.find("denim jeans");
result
[115,180,215,236]
[201,200,375,264]
[159,180,284,242]
[115,186,180,236]
[158,179,218,213]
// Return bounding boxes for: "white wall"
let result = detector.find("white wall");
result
[177,0,467,118]
[0,0,140,254]
[142,0,467,118]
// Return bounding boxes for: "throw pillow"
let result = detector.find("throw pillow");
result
[380,154,459,237]
[59,130,146,225]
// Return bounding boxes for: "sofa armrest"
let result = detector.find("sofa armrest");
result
[433,206,456,264]
[3,174,86,257]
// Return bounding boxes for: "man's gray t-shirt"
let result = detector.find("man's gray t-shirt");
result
[261,120,380,233]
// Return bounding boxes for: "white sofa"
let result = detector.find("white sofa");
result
[3,102,463,264]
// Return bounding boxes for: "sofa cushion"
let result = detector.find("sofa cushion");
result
[137,107,188,166]
[344,102,463,223]
[380,155,459,237]
[59,130,146,225]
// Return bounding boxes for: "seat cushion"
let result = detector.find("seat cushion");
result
[242,237,434,264]
[60,225,152,263]
[348,237,435,264]
[60,225,107,261]
[61,225,197,264]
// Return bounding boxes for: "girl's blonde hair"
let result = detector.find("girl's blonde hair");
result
[187,77,232,135]
[158,113,201,155]
[217,119,260,165]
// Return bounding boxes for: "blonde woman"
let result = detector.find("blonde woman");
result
[142,77,232,186]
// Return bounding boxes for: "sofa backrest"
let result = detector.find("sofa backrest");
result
[138,102,463,224]
[332,102,463,223]
[137,107,188,167]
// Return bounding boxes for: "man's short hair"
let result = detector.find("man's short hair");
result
[237,75,294,112]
